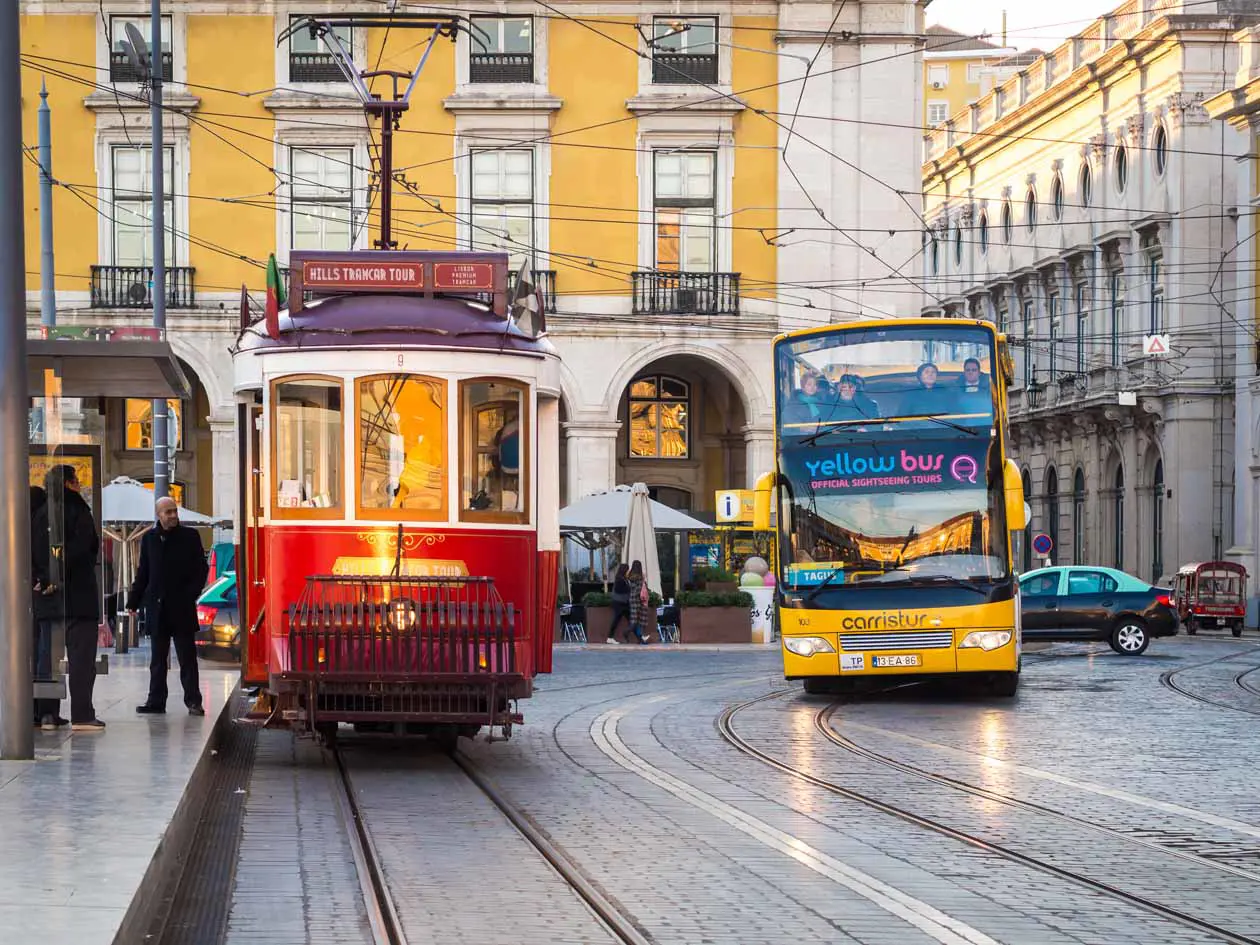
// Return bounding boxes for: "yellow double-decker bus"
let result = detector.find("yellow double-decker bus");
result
[758,318,1027,696]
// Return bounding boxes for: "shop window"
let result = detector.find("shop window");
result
[357,374,446,519]
[125,398,182,450]
[460,379,527,521]
[628,375,689,458]
[272,377,342,517]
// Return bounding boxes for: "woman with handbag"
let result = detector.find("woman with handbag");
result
[626,560,651,645]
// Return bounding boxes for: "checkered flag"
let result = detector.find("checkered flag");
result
[509,257,545,337]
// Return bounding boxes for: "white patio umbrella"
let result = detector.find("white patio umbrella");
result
[622,482,662,595]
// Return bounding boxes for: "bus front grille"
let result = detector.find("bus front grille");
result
[839,631,954,651]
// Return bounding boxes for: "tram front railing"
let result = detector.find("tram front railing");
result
[284,575,519,679]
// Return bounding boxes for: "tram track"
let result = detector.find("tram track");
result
[718,691,1260,945]
[332,739,651,945]
[1159,647,1260,717]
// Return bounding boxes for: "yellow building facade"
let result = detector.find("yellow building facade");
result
[19,2,926,530]
[922,25,1018,128]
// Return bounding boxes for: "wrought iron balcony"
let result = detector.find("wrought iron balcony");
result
[289,52,348,83]
[512,268,555,312]
[631,270,739,315]
[90,266,196,310]
[110,50,172,84]
[652,52,718,84]
[469,52,534,84]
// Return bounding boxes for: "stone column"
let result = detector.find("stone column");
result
[563,420,620,504]
[208,411,237,532]
[742,425,775,488]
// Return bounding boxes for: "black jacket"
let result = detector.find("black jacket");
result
[126,524,209,633]
[32,488,100,622]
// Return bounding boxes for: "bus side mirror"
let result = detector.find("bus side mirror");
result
[753,471,776,531]
[1004,459,1026,530]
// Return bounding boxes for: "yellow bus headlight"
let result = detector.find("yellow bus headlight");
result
[783,636,836,657]
[958,630,1012,651]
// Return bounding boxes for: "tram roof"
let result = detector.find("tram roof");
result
[236,293,556,358]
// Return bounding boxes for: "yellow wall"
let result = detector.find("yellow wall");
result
[19,12,780,302]
[924,55,1000,126]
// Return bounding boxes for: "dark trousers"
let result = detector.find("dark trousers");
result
[64,617,98,724]
[608,601,631,640]
[33,619,59,722]
[148,623,201,708]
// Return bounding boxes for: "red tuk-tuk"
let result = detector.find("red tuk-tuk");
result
[1171,562,1248,637]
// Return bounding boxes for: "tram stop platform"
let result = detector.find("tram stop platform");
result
[0,646,238,945]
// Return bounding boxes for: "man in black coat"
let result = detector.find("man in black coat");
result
[31,466,105,731]
[127,496,209,715]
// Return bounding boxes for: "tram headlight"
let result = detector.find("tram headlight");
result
[386,597,418,632]
[783,636,835,657]
[958,630,1012,651]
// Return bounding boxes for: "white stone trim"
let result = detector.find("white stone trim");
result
[452,10,549,94]
[272,131,372,265]
[272,7,367,96]
[94,6,187,91]
[635,131,733,272]
[452,133,552,266]
[635,11,732,94]
[95,131,192,267]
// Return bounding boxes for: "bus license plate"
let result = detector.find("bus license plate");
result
[872,654,920,668]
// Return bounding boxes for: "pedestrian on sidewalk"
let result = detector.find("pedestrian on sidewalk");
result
[31,466,105,732]
[626,560,651,645]
[30,486,66,730]
[128,497,209,716]
[606,563,633,644]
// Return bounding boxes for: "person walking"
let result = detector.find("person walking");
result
[606,563,632,644]
[31,466,105,732]
[30,486,66,730]
[128,497,210,716]
[626,560,651,645]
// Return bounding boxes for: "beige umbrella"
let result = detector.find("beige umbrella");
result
[622,482,661,595]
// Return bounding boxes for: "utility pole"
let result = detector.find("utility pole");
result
[0,0,34,759]
[150,0,169,500]
[38,81,55,328]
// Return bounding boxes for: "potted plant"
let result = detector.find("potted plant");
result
[692,565,739,595]
[677,589,754,643]
[581,590,662,642]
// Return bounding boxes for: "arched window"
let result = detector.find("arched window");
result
[1051,175,1064,221]
[954,222,963,267]
[1079,162,1093,209]
[1044,466,1059,561]
[1153,124,1168,177]
[1022,468,1033,572]
[978,212,988,255]
[1026,188,1038,232]
[1113,464,1125,570]
[1152,459,1165,582]
[1073,468,1086,564]
[930,235,940,274]
[1002,200,1013,243]
[1115,143,1128,194]
[628,375,689,459]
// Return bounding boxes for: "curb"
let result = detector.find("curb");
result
[111,684,242,945]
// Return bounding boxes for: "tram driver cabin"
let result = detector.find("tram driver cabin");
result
[232,251,563,742]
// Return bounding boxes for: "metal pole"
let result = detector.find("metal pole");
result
[374,107,395,250]
[38,80,55,328]
[150,0,168,499]
[0,0,34,760]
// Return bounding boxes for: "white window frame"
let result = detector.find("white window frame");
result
[928,64,949,88]
[637,13,731,92]
[454,136,551,266]
[273,14,366,94]
[454,13,548,90]
[927,101,948,125]
[287,146,357,255]
[96,133,190,267]
[966,62,983,83]
[109,143,176,269]
[651,149,717,272]
[636,132,732,272]
[468,147,536,266]
[274,134,370,264]
[96,10,187,89]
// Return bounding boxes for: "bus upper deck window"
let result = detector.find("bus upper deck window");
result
[357,374,447,520]
[273,377,343,517]
[461,379,527,522]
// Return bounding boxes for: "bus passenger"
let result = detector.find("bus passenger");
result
[834,374,880,422]
[957,358,992,413]
[784,371,834,424]
[903,362,956,416]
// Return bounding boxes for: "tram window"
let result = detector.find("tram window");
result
[357,374,447,519]
[273,377,342,517]
[460,379,527,521]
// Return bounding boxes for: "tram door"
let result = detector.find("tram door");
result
[241,401,265,683]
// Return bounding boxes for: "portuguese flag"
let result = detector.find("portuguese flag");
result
[265,253,287,339]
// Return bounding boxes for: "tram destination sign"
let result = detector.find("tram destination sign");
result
[302,260,425,290]
[433,262,494,291]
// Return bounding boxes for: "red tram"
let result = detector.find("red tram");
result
[232,250,561,741]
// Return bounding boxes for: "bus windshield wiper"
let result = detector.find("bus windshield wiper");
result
[906,414,984,436]
[804,566,846,602]
[878,569,990,595]
[796,420,873,447]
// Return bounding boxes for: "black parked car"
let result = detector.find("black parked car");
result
[1019,566,1178,655]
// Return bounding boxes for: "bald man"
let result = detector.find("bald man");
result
[127,497,210,715]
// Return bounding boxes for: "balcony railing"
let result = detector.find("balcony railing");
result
[90,266,196,310]
[631,271,739,315]
[469,52,534,83]
[110,50,172,84]
[289,52,348,83]
[471,269,556,312]
[652,52,718,85]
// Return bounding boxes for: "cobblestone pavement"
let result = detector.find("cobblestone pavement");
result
[225,636,1260,944]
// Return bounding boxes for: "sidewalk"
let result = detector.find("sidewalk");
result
[0,646,236,945]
